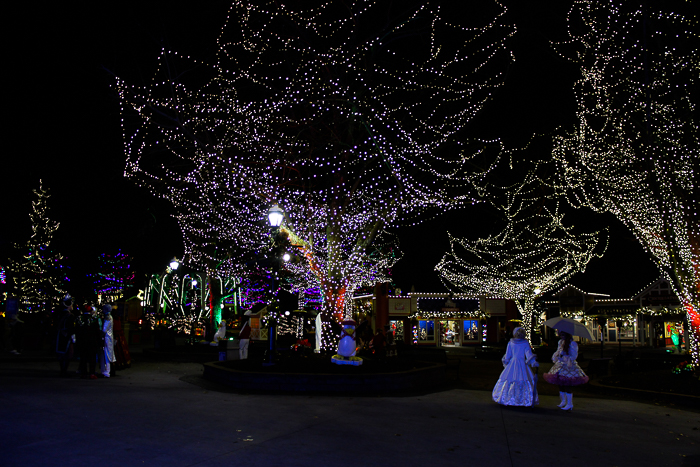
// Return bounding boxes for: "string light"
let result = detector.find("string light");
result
[436,167,607,343]
[115,1,516,325]
[551,0,699,367]
[90,250,135,304]
[8,180,69,312]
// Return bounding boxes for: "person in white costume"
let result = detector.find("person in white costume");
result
[238,312,252,360]
[543,330,589,411]
[211,321,227,345]
[492,327,539,407]
[98,304,116,378]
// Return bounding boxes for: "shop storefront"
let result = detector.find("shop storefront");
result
[379,294,514,347]
[543,277,686,349]
[412,296,486,347]
[636,277,684,349]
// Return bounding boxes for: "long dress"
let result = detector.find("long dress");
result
[99,317,116,377]
[543,339,589,386]
[492,338,539,406]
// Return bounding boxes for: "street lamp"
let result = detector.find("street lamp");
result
[169,257,180,271]
[268,204,284,228]
[264,204,286,365]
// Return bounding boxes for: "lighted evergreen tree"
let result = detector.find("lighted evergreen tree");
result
[436,166,607,342]
[116,0,515,323]
[8,181,69,312]
[551,0,699,366]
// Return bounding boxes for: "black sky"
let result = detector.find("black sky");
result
[3,1,660,299]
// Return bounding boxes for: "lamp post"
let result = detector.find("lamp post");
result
[156,257,180,314]
[264,205,285,365]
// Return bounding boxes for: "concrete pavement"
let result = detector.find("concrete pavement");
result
[1,358,698,467]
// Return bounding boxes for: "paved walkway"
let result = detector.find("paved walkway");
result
[1,357,698,467]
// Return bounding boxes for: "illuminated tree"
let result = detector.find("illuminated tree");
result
[436,167,607,342]
[551,1,699,366]
[116,0,515,322]
[0,265,7,298]
[8,181,69,312]
[91,250,135,303]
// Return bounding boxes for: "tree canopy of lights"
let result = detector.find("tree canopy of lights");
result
[436,165,607,343]
[8,181,69,312]
[551,0,699,367]
[90,251,135,304]
[115,0,515,322]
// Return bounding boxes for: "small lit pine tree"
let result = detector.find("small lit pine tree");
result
[551,1,699,366]
[9,181,69,312]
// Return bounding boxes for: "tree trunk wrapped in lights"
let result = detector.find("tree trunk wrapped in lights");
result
[551,1,699,367]
[115,1,515,326]
[436,168,607,343]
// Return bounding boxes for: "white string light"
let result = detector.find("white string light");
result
[8,181,68,312]
[436,166,607,343]
[551,0,699,367]
[115,1,516,323]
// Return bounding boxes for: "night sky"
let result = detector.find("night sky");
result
[3,1,660,300]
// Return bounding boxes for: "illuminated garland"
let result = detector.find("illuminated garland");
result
[8,181,68,312]
[115,1,516,325]
[551,0,699,368]
[638,306,685,317]
[437,168,607,343]
[409,310,489,320]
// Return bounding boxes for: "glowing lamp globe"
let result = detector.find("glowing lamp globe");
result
[268,205,284,227]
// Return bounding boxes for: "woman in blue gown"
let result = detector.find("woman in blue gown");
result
[492,327,539,406]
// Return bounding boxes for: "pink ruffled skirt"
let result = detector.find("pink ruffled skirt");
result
[543,360,589,386]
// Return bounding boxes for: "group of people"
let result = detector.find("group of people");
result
[492,326,589,411]
[55,294,122,379]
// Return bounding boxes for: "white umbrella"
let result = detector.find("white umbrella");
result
[544,317,594,340]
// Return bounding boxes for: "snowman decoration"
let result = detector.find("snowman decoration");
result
[332,319,363,366]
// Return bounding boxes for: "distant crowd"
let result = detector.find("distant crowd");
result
[2,294,131,378]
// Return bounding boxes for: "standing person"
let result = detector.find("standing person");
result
[371,328,386,359]
[238,312,252,360]
[492,327,539,407]
[55,295,76,377]
[98,304,116,378]
[6,313,24,356]
[76,305,102,380]
[543,330,589,411]
[5,296,24,355]
[111,304,131,371]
